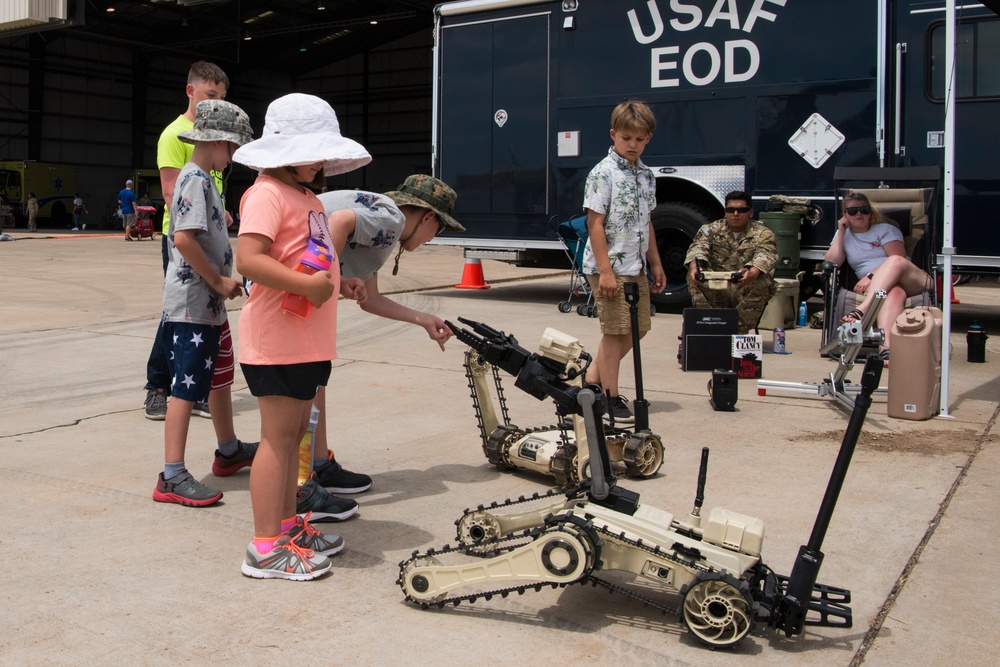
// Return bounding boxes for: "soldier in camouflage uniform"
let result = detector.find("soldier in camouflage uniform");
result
[684,191,778,334]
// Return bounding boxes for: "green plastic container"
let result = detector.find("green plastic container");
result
[760,211,801,279]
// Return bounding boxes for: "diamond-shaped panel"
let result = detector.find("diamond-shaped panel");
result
[787,113,845,169]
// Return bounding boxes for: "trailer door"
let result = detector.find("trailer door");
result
[438,12,550,237]
[894,4,1000,262]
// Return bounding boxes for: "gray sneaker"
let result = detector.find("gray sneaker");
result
[144,389,167,421]
[152,470,223,507]
[193,401,211,419]
[286,514,345,558]
[241,533,332,581]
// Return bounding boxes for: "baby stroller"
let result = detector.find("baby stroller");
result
[556,215,596,316]
[128,205,157,240]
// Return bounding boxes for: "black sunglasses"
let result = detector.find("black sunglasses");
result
[845,205,872,216]
[725,206,752,214]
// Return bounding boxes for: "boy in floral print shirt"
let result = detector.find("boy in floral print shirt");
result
[581,100,666,424]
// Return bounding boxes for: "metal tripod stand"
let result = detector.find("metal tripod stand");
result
[756,291,888,409]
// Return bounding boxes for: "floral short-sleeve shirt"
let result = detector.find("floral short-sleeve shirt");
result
[581,147,656,276]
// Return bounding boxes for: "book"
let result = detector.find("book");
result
[731,334,762,379]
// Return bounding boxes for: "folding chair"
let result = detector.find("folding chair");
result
[820,166,940,357]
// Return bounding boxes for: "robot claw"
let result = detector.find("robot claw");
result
[451,316,664,486]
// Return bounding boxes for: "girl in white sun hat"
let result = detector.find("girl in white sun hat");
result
[233,93,370,581]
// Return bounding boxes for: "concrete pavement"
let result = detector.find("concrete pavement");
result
[0,228,997,666]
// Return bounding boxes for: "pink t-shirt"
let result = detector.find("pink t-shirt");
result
[237,174,340,365]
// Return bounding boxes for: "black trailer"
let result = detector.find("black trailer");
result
[431,0,1000,305]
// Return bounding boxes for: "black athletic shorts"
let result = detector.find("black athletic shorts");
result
[241,361,331,400]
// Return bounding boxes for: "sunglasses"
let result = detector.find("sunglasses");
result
[845,205,872,216]
[725,206,752,214]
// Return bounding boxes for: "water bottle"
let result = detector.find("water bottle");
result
[297,404,321,485]
[797,300,807,327]
[281,238,333,318]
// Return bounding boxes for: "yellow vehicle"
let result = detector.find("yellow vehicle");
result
[0,160,79,228]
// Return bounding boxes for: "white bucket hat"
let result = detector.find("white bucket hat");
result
[232,93,371,176]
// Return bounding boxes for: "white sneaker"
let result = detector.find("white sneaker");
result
[82,224,86,230]
[71,227,79,231]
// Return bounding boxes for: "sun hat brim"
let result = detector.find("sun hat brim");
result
[178,128,252,146]
[232,133,372,177]
[384,190,465,232]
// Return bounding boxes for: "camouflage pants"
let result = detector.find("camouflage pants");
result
[688,277,777,334]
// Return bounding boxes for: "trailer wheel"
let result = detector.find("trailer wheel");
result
[651,202,715,308]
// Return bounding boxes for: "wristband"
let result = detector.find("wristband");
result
[866,272,874,280]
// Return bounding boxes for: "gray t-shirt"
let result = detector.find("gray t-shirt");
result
[162,163,232,325]
[317,190,406,281]
[842,223,904,277]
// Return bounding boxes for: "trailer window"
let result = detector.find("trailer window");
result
[929,19,1000,100]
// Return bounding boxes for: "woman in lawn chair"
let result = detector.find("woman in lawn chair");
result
[824,191,933,366]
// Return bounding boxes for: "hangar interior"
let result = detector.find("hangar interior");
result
[0,0,442,227]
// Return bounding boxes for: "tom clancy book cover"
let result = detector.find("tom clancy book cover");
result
[731,334,762,379]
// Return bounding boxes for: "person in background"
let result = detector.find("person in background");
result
[823,191,932,366]
[119,180,137,240]
[71,194,87,231]
[25,192,39,232]
[684,191,778,335]
[141,60,258,480]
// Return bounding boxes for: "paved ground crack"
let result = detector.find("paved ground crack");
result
[849,401,1000,666]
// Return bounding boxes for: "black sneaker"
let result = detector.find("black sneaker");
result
[313,453,372,494]
[296,477,358,522]
[144,388,167,421]
[607,395,635,424]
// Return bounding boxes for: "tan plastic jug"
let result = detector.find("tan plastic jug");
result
[887,307,942,420]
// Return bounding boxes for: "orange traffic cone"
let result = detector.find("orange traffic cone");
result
[455,257,491,290]
[936,273,960,304]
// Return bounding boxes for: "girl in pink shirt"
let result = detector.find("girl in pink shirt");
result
[232,93,370,580]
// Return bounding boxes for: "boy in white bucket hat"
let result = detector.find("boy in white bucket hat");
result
[233,93,371,581]
[153,99,253,509]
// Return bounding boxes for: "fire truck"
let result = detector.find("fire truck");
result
[430,0,1000,304]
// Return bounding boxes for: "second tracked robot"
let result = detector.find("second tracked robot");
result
[460,281,664,486]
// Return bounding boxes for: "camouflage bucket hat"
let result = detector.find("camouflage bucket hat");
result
[385,175,464,232]
[178,100,253,147]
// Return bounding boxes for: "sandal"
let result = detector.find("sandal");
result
[841,308,864,324]
[878,347,890,368]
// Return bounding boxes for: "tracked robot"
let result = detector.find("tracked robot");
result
[460,281,663,485]
[399,320,884,649]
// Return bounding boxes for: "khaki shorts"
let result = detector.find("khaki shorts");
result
[586,274,652,336]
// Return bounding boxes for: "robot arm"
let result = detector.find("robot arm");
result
[448,318,592,409]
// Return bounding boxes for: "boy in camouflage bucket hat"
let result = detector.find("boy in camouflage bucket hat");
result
[385,174,465,233]
[153,99,254,508]
[289,176,464,509]
[178,99,253,146]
